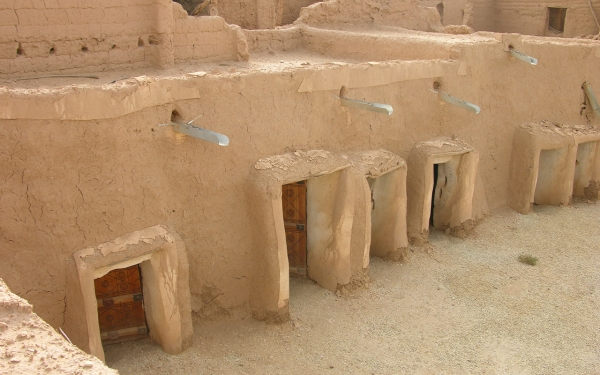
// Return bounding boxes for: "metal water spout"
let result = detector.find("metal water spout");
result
[509,46,538,65]
[337,86,393,115]
[431,88,480,114]
[583,82,600,121]
[159,114,230,146]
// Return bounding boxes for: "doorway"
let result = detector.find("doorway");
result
[430,163,439,227]
[429,156,462,231]
[282,181,308,277]
[94,264,149,345]
[573,141,597,198]
[534,148,568,205]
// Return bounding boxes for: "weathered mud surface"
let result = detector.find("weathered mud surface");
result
[105,202,600,374]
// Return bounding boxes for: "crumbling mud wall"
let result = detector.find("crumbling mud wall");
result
[0,279,117,375]
[418,0,468,26]
[281,0,322,25]
[296,0,444,32]
[493,0,600,37]
[0,0,170,75]
[0,0,248,78]
[171,4,248,63]
[1,0,600,356]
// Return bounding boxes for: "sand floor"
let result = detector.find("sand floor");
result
[105,203,600,374]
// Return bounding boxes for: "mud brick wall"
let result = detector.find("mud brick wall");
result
[171,4,242,63]
[0,0,246,78]
[493,0,600,37]
[0,0,168,76]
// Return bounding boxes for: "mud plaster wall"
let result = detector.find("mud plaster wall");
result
[471,0,494,31]
[281,0,322,25]
[0,0,166,75]
[171,4,247,63]
[296,0,444,32]
[1,34,600,344]
[418,0,467,26]
[0,0,246,77]
[493,0,600,37]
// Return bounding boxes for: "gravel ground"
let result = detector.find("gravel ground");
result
[105,203,600,374]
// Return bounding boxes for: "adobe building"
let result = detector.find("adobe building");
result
[1,0,600,366]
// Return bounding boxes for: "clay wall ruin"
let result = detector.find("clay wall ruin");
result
[1,29,600,350]
[0,0,247,77]
[418,0,468,26]
[493,0,600,37]
[0,0,168,75]
[1,0,600,363]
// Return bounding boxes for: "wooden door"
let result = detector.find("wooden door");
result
[94,265,149,345]
[282,181,307,277]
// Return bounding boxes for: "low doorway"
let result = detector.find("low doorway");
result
[407,137,479,244]
[94,264,149,345]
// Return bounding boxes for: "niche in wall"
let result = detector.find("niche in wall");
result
[547,7,567,36]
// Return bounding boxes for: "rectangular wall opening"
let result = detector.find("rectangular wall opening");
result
[534,148,568,205]
[430,163,439,227]
[573,141,597,197]
[429,156,462,231]
[547,7,567,35]
[282,181,308,278]
[94,264,149,346]
[367,169,405,259]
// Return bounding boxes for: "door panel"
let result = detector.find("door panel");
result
[282,181,307,277]
[95,265,148,344]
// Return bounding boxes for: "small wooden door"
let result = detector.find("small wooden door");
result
[282,181,307,277]
[94,265,149,345]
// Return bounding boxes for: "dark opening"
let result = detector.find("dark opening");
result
[81,46,88,52]
[138,38,144,47]
[436,2,444,24]
[282,181,308,278]
[171,110,183,123]
[548,7,567,34]
[173,0,210,15]
[16,43,23,56]
[148,35,160,45]
[49,47,55,54]
[279,0,323,26]
[430,164,439,227]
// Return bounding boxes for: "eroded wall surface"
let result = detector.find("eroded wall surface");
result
[0,0,247,77]
[493,0,600,37]
[1,0,600,358]
[0,0,168,75]
[1,32,599,344]
[0,279,117,374]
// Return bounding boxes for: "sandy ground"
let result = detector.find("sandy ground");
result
[105,203,600,374]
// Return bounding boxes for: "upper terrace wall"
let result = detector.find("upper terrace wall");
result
[0,0,247,77]
[0,0,168,75]
[214,0,322,29]
[296,0,444,32]
[1,33,600,350]
[493,0,600,37]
